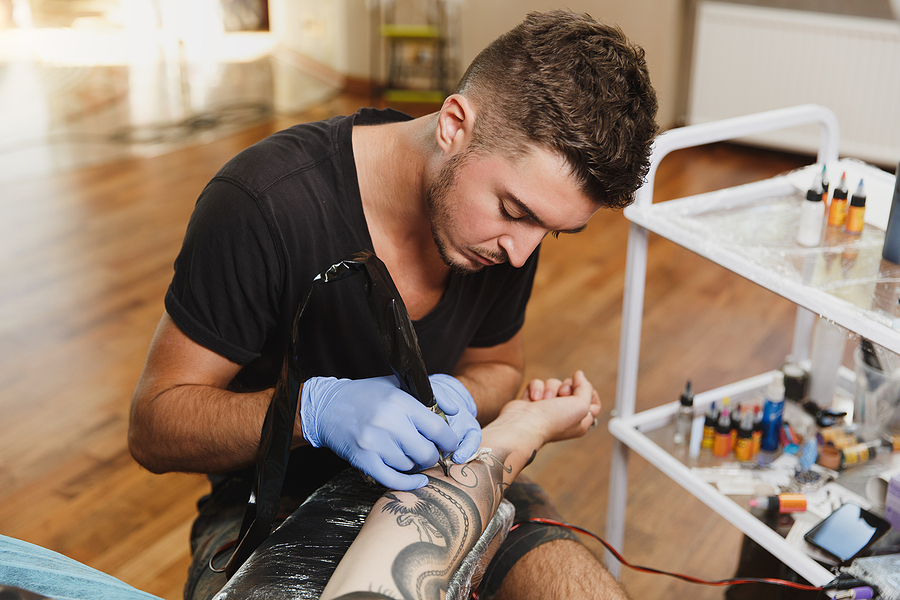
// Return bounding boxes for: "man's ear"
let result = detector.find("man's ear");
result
[435,95,475,154]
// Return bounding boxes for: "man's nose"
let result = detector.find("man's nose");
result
[499,228,546,268]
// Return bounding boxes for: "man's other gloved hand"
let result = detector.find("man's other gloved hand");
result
[429,374,481,464]
[300,375,460,490]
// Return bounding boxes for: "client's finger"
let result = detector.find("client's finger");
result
[556,377,574,397]
[541,378,564,399]
[523,379,544,401]
[571,371,593,399]
[572,371,601,416]
[581,410,598,431]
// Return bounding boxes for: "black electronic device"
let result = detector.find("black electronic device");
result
[803,503,891,564]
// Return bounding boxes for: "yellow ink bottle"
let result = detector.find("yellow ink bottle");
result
[827,171,848,227]
[844,178,866,235]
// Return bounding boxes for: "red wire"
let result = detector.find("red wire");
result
[512,517,824,592]
[211,516,825,596]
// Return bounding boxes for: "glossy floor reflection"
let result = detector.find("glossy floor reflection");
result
[0,2,337,184]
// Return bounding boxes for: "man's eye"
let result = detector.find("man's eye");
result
[501,204,523,221]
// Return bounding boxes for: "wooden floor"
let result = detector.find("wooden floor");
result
[0,91,813,599]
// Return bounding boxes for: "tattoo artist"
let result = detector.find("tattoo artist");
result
[128,9,658,600]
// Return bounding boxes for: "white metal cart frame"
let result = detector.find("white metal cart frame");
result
[605,105,842,584]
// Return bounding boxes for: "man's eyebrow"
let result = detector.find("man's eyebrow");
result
[507,193,588,235]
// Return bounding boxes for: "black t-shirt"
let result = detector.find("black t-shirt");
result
[165,108,539,497]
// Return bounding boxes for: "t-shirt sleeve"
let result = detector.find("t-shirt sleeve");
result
[468,245,540,348]
[165,178,282,365]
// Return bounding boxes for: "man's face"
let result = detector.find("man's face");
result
[426,144,597,274]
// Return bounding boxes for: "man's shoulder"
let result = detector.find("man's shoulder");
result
[213,115,349,195]
[212,108,412,196]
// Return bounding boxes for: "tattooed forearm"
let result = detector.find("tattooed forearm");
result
[382,451,511,600]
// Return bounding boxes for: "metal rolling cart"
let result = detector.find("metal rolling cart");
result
[604,104,900,585]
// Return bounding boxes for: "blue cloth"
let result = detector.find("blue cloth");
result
[0,534,161,600]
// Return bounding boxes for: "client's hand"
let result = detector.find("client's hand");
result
[522,375,574,400]
[498,370,601,449]
[521,369,601,408]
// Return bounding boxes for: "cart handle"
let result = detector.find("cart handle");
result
[635,104,840,207]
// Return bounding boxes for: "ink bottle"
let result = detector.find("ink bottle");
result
[821,439,881,470]
[734,409,754,462]
[840,439,881,469]
[750,406,762,458]
[673,380,694,446]
[760,372,785,452]
[713,407,732,458]
[827,171,848,227]
[701,401,717,450]
[844,179,866,235]
[730,403,742,450]
[797,170,826,247]
[781,360,808,403]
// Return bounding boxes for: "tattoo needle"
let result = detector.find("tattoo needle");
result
[431,404,452,475]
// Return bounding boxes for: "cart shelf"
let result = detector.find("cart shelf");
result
[605,104,900,587]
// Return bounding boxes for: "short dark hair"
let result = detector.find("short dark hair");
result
[455,10,659,209]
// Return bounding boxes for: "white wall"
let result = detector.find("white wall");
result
[270,0,685,127]
[456,1,683,128]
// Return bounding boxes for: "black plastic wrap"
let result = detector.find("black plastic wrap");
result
[214,471,515,600]
[224,250,440,576]
[214,469,385,599]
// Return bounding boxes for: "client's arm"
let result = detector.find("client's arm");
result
[320,371,601,600]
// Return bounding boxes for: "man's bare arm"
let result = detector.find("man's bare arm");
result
[128,312,306,474]
[453,332,525,426]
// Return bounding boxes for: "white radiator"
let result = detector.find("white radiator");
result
[688,1,900,167]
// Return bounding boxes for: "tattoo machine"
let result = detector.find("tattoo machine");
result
[299,249,453,475]
[224,249,453,577]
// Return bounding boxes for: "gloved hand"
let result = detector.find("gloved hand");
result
[300,375,460,490]
[429,373,481,464]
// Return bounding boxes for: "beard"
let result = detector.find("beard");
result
[425,150,506,275]
[425,150,481,275]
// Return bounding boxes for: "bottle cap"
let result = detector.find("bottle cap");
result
[767,372,785,402]
[833,172,848,199]
[806,187,823,202]
[680,380,694,406]
[850,586,875,599]
[851,179,866,207]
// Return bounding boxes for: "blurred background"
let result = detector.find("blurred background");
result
[2,0,898,185]
[1,2,899,599]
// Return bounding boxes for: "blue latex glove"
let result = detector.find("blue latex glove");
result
[429,373,481,464]
[300,375,460,490]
